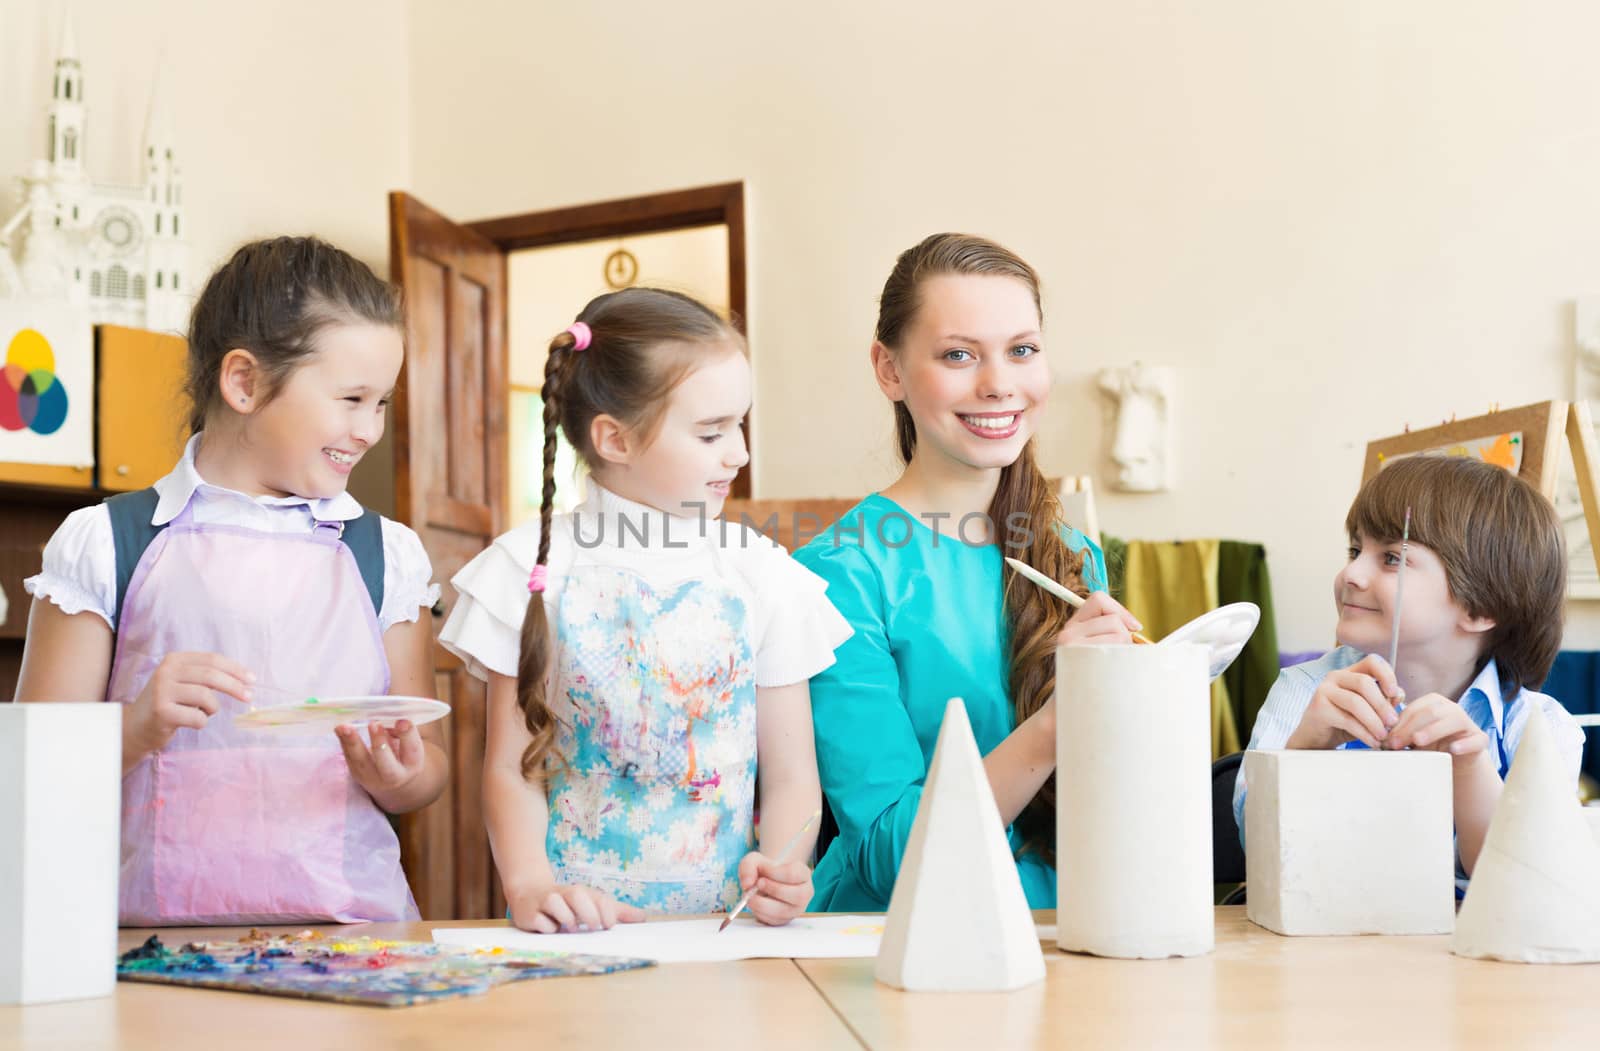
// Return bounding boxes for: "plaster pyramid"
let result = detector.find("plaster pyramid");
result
[875,698,1045,992]
[1453,710,1600,963]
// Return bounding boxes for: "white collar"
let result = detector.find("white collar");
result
[572,479,714,549]
[150,433,365,526]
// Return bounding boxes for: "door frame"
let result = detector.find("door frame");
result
[468,181,750,498]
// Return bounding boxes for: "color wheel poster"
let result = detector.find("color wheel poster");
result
[0,300,93,467]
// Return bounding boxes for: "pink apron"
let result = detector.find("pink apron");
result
[109,501,419,925]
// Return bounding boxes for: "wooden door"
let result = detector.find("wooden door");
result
[388,191,507,920]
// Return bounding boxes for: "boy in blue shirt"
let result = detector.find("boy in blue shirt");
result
[1235,455,1585,889]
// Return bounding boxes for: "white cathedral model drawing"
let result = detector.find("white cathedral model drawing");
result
[0,19,188,333]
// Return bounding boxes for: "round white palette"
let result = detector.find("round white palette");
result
[1159,602,1261,680]
[235,696,449,731]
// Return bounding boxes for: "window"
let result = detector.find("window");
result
[155,272,163,290]
[107,266,129,298]
[173,273,180,290]
[90,271,102,296]
[65,80,72,100]
[48,117,55,161]
[155,213,161,234]
[63,128,77,160]
[173,216,180,237]
[71,206,78,220]
[133,275,146,299]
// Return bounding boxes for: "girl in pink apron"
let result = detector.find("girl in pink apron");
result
[18,236,446,925]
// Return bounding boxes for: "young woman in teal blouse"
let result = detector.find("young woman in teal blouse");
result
[795,233,1142,910]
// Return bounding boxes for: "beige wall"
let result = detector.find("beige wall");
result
[7,2,1600,650]
[407,1,1600,650]
[2,0,409,299]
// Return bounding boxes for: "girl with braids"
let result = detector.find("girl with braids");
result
[17,236,445,923]
[795,233,1141,910]
[440,288,849,932]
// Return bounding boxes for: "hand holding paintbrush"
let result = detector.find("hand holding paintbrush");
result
[1004,558,1152,644]
[720,809,820,932]
[1384,507,1413,713]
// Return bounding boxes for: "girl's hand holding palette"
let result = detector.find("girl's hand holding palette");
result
[234,695,450,731]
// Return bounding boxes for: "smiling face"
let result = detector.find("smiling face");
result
[244,321,403,499]
[873,273,1049,474]
[1333,529,1486,660]
[591,344,751,516]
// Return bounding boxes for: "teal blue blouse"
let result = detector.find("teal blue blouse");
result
[794,494,1107,911]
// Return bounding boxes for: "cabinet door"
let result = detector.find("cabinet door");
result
[97,325,188,491]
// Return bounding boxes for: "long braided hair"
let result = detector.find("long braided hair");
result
[514,288,742,781]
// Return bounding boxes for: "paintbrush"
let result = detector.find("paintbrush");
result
[1004,557,1154,644]
[718,809,821,933]
[1386,507,1412,714]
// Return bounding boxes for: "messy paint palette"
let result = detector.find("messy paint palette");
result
[117,928,652,1007]
[234,695,450,732]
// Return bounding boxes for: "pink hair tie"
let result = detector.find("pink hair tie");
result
[528,564,549,594]
[566,322,592,351]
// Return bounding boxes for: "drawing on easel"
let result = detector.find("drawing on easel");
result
[1376,432,1524,474]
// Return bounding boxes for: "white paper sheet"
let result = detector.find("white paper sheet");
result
[433,915,888,963]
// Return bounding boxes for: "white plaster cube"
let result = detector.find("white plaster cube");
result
[0,703,122,1004]
[1244,750,1454,936]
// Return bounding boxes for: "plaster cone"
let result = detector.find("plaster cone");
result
[875,698,1045,992]
[1453,711,1600,963]
[1056,643,1214,958]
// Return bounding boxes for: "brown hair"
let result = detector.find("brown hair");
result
[876,232,1085,864]
[185,236,401,434]
[516,287,743,781]
[1345,455,1565,695]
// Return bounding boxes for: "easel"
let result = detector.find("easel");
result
[1362,399,1600,580]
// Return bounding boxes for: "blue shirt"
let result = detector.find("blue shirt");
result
[1234,645,1586,893]
[794,493,1108,911]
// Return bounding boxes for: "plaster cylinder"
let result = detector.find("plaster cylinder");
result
[1056,643,1213,958]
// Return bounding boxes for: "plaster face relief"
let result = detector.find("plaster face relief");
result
[1098,364,1174,493]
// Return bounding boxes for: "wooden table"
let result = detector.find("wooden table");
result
[3,908,1595,1050]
